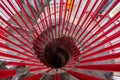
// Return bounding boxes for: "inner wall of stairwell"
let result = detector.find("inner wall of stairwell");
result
[0,0,120,79]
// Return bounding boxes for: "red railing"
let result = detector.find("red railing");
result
[0,0,120,80]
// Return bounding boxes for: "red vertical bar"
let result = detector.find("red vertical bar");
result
[26,0,40,37]
[0,16,31,44]
[34,0,49,45]
[54,0,57,38]
[33,40,44,50]
[75,12,120,51]
[26,0,36,20]
[0,2,31,38]
[70,0,82,36]
[46,6,52,40]
[82,24,120,54]
[7,0,31,30]
[40,0,50,43]
[58,0,61,38]
[72,0,91,38]
[1,0,14,16]
[81,12,120,50]
[61,0,69,35]
[71,0,98,37]
[59,0,63,37]
[64,0,75,36]
[40,0,49,28]
[80,1,119,47]
[76,0,109,42]
[0,26,32,50]
[54,72,61,80]
[0,34,34,56]
[15,0,37,38]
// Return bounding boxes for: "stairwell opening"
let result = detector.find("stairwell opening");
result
[33,36,80,69]
[44,46,69,68]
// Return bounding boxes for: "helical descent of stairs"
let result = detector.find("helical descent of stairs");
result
[0,0,120,80]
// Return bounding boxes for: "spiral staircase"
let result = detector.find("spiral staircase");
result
[0,0,120,80]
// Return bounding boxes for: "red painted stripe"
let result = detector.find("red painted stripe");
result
[54,72,61,80]
[75,64,120,72]
[0,70,16,79]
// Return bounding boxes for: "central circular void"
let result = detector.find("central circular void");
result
[44,46,69,68]
[33,36,80,69]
